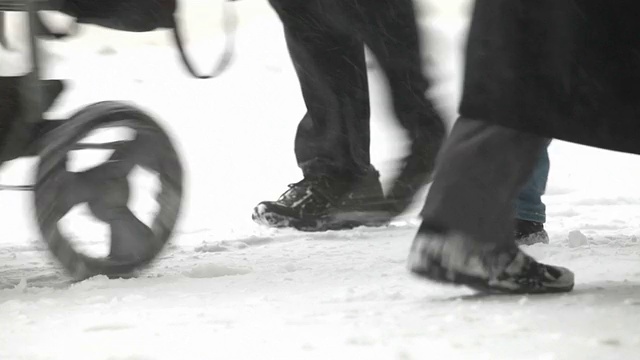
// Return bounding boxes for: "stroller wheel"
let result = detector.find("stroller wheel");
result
[35,101,183,281]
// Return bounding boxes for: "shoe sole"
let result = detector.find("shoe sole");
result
[252,206,389,232]
[515,230,550,246]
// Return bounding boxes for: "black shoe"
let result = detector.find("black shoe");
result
[515,219,550,245]
[384,152,435,216]
[384,113,446,216]
[408,224,574,294]
[252,170,390,231]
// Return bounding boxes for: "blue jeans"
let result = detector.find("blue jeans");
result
[515,144,550,223]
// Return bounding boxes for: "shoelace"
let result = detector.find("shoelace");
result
[281,177,337,206]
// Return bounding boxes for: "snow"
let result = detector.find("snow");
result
[1,0,640,359]
[567,230,589,248]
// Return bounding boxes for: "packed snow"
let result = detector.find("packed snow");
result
[1,1,640,359]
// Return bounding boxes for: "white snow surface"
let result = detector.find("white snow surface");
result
[1,1,640,359]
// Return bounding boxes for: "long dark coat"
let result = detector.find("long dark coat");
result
[459,0,640,155]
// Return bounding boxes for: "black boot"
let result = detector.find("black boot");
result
[408,223,574,294]
[515,219,550,245]
[252,169,389,231]
[384,117,445,217]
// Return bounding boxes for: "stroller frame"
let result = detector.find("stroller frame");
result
[0,0,184,281]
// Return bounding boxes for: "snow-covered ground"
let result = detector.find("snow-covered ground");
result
[1,1,640,359]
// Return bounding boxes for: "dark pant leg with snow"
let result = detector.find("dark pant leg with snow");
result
[268,0,373,180]
[420,117,548,247]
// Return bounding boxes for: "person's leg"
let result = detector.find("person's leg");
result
[408,117,573,293]
[515,144,551,244]
[516,147,549,223]
[253,0,386,231]
[344,0,446,215]
[420,118,545,246]
[269,0,372,180]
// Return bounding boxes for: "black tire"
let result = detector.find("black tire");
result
[35,101,183,281]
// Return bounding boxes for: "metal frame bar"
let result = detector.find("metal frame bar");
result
[26,0,43,121]
[0,0,48,123]
[0,0,50,12]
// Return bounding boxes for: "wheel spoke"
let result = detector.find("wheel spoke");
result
[72,140,130,150]
[79,150,137,184]
[39,166,94,223]
[108,208,157,262]
[111,133,159,171]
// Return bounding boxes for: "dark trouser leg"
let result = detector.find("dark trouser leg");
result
[333,0,445,212]
[269,0,372,180]
[421,117,548,247]
[352,0,445,159]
